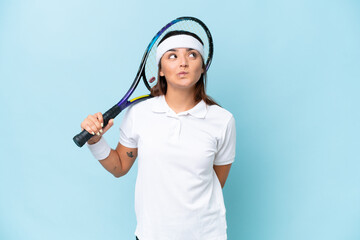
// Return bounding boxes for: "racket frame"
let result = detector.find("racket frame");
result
[73,16,214,147]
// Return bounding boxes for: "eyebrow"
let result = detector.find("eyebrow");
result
[167,48,195,52]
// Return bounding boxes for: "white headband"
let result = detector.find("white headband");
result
[156,34,204,65]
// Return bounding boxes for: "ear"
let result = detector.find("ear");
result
[159,70,165,77]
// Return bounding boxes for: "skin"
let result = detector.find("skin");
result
[159,48,203,113]
[81,47,232,188]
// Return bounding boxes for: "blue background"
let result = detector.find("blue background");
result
[1,0,359,239]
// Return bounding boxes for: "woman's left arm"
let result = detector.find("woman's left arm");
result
[213,163,232,189]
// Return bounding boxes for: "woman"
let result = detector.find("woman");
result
[82,30,236,240]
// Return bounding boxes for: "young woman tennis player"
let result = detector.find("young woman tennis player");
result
[81,31,236,240]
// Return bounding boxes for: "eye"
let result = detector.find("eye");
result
[169,54,177,59]
[189,52,197,58]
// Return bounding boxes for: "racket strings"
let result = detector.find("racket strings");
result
[144,20,212,90]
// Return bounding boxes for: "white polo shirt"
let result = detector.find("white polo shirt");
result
[119,95,236,240]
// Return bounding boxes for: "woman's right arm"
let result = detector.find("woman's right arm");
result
[97,143,138,178]
[81,112,138,178]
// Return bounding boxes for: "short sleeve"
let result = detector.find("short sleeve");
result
[119,106,138,148]
[214,116,236,165]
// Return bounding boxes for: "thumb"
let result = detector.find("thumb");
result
[102,119,114,135]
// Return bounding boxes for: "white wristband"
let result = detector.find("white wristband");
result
[86,137,111,160]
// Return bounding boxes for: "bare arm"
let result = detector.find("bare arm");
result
[81,112,137,178]
[213,163,232,189]
[97,142,138,178]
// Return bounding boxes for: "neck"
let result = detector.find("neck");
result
[165,87,197,114]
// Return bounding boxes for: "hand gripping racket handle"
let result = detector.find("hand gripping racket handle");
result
[73,104,122,147]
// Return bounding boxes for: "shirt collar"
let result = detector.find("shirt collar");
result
[152,95,208,119]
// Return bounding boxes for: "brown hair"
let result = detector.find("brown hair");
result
[150,30,219,106]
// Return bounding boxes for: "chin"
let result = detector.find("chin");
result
[174,82,197,89]
[167,77,199,90]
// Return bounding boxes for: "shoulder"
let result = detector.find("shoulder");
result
[202,104,235,138]
[127,96,158,111]
[206,105,236,147]
[206,104,234,124]
[123,96,160,117]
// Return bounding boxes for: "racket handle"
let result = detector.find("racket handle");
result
[73,129,94,147]
[73,105,123,147]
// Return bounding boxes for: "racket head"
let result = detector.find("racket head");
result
[73,17,213,148]
[142,16,214,91]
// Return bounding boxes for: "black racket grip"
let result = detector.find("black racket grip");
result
[73,104,122,147]
[73,129,94,147]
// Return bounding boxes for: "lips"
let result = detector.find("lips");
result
[177,71,189,77]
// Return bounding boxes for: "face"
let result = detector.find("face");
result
[159,48,204,91]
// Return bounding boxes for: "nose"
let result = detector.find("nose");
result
[179,52,188,68]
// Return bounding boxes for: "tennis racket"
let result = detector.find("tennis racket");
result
[73,16,214,147]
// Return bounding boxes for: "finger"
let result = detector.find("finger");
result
[88,114,102,134]
[88,114,102,132]
[85,125,95,135]
[81,119,94,135]
[84,121,98,135]
[95,112,104,128]
[102,119,114,134]
[95,112,104,134]
[81,119,96,135]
